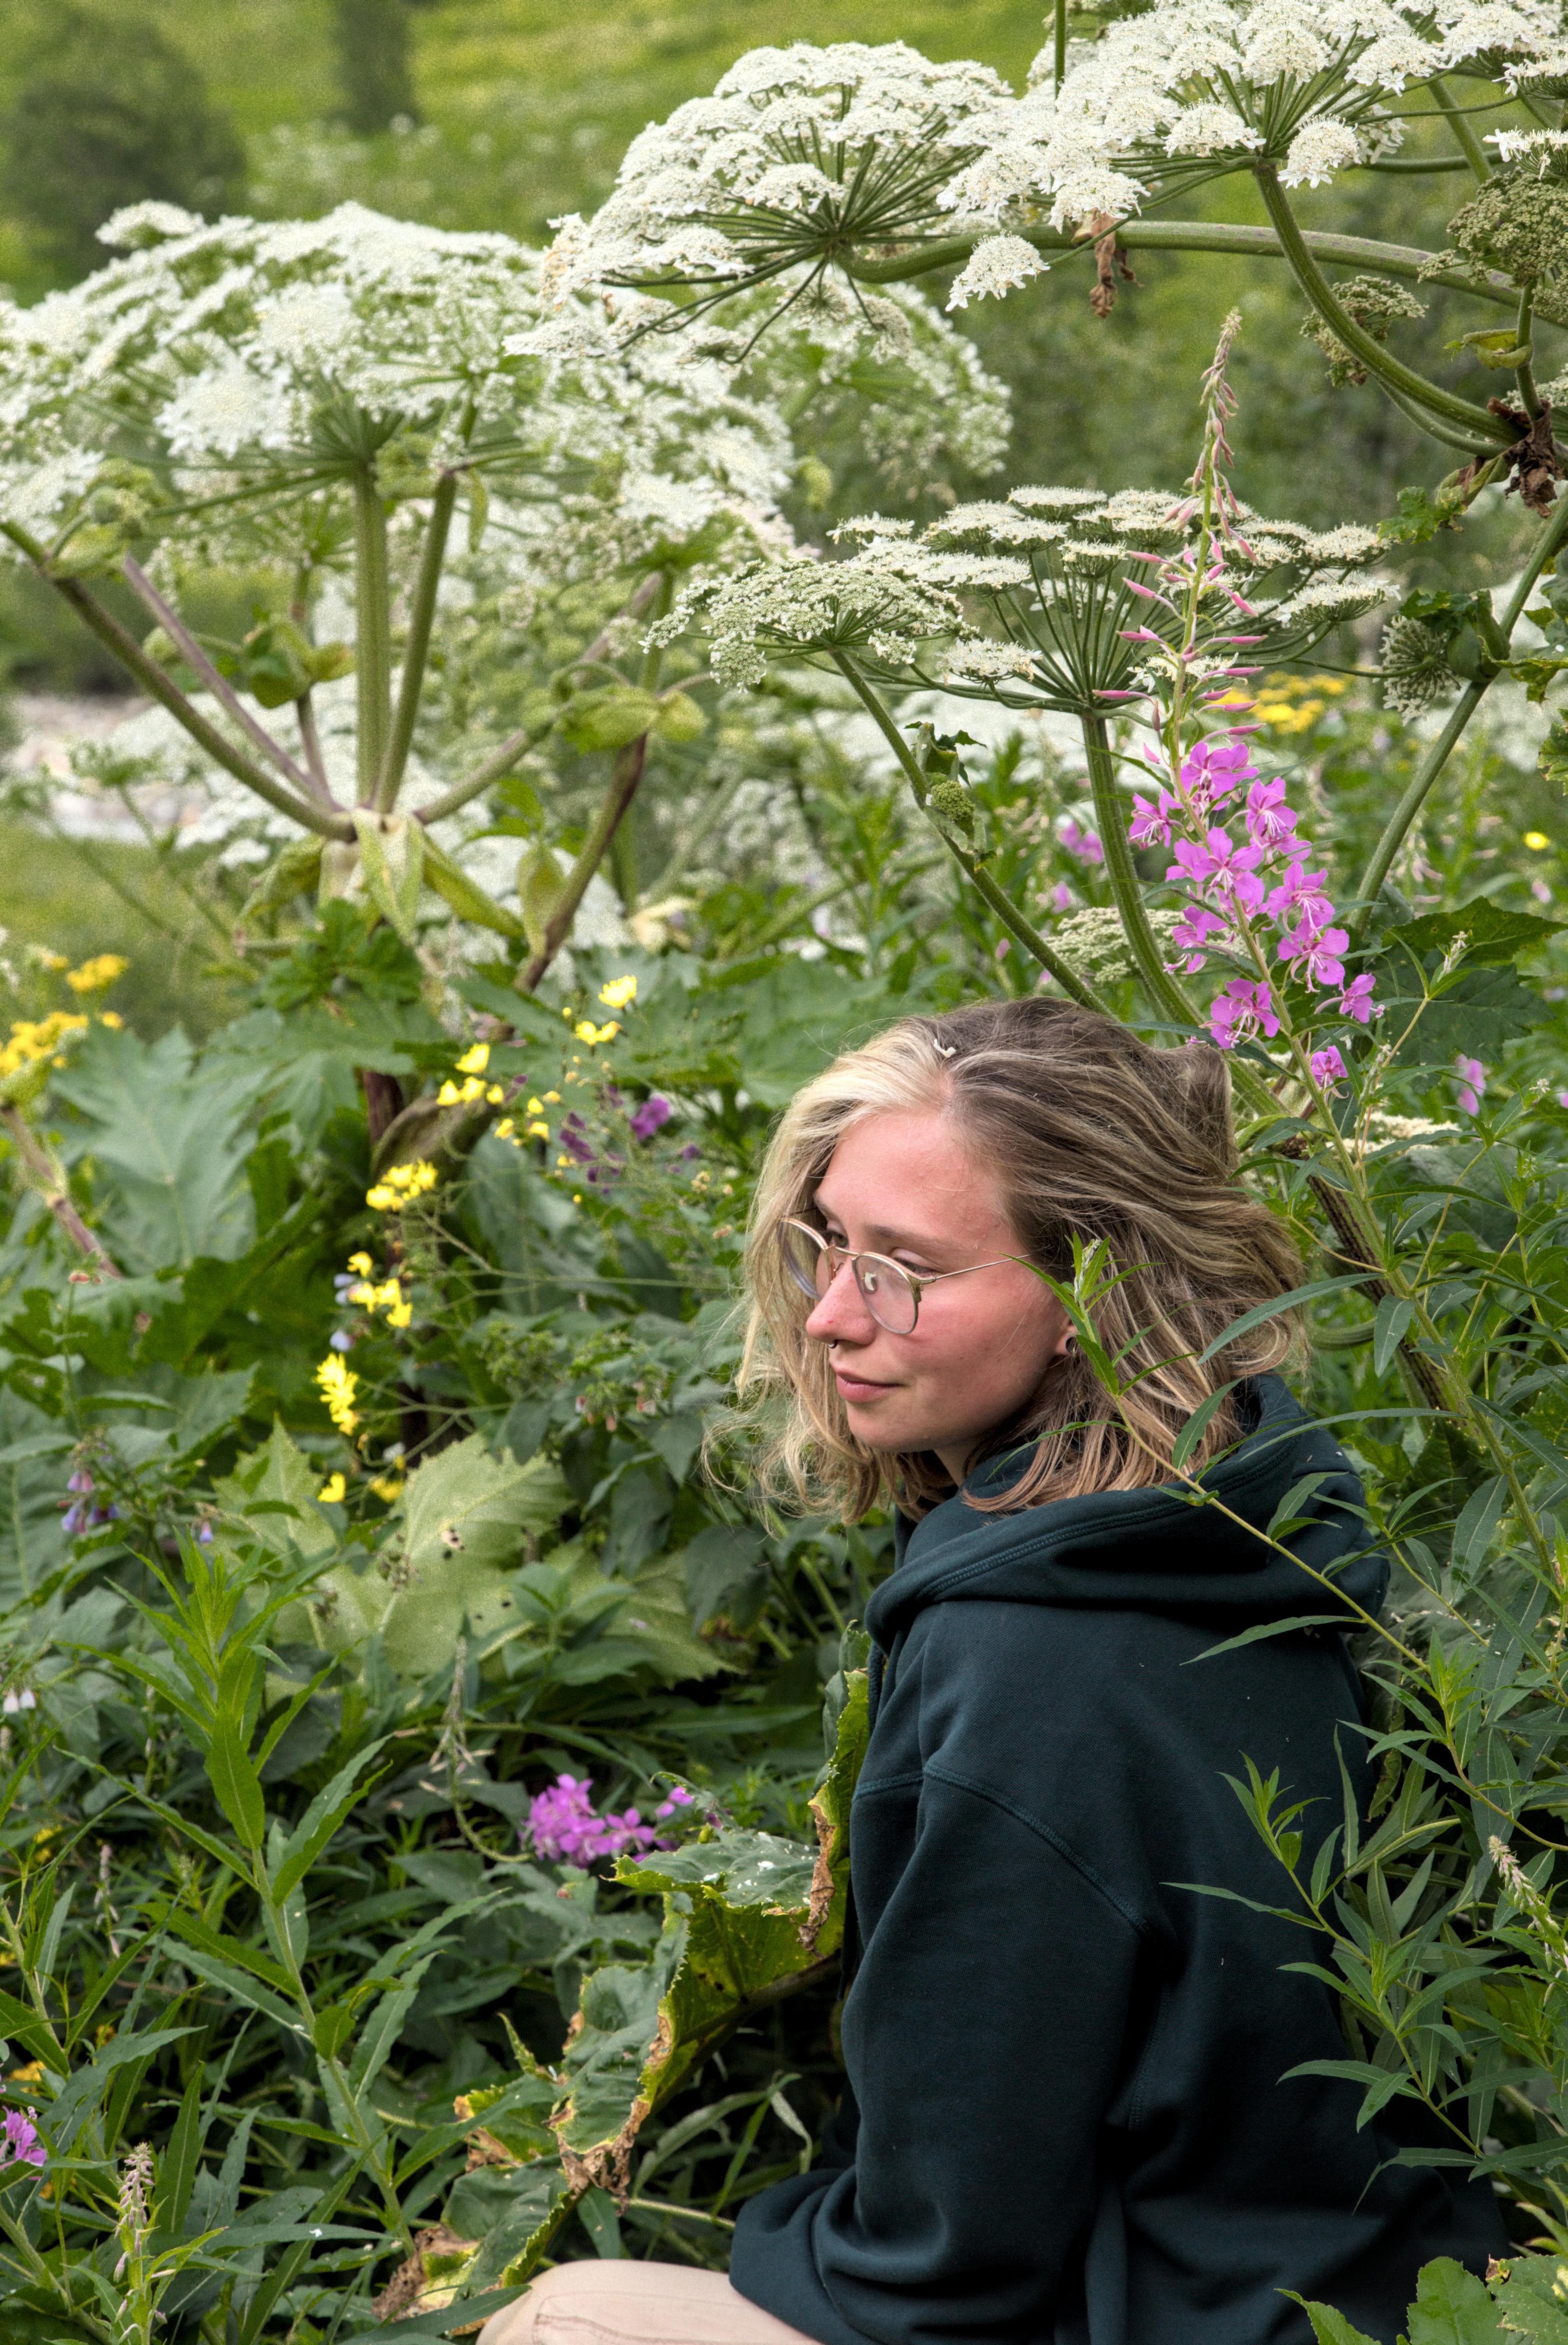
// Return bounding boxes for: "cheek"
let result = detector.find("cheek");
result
[913,1284,1057,1382]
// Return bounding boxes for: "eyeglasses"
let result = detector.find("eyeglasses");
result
[778,1217,1022,1336]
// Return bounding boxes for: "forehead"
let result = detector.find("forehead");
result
[814,1109,1015,1248]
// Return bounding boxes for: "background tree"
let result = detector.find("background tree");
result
[0,3,243,284]
[332,0,417,136]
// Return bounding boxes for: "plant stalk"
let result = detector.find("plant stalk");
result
[851,221,1553,324]
[0,528,349,840]
[1,1109,120,1278]
[1251,163,1515,445]
[1079,712,1203,1032]
[1430,75,1492,180]
[378,468,459,812]
[120,560,329,806]
[354,469,393,806]
[830,652,1116,1014]
[516,734,651,994]
[1354,488,1568,924]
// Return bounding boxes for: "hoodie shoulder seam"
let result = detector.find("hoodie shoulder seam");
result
[923,1761,1148,1939]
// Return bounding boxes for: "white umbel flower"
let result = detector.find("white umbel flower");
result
[1280,117,1363,186]
[945,234,1048,311]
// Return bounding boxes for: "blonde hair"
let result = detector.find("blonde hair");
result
[738,996,1304,1520]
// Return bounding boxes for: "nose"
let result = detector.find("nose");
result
[804,1256,876,1346]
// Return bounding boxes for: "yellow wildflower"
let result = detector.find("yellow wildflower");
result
[347,1251,372,1275]
[366,1159,439,1213]
[385,1297,412,1330]
[542,1091,561,1104]
[526,1120,549,1139]
[315,1356,359,1435]
[494,1117,516,1140]
[35,951,68,973]
[8,2060,44,2086]
[599,975,637,1010]
[1526,831,1551,851]
[456,1042,490,1075]
[575,1020,618,1046]
[99,1010,123,1030]
[0,1011,89,1078]
[526,1096,543,1113]
[370,1473,405,1503]
[65,954,128,995]
[318,1472,347,1504]
[486,1084,505,1104]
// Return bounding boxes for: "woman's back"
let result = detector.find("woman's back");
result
[731,1379,1506,2345]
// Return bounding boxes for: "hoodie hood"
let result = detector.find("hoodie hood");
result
[868,1374,1386,1649]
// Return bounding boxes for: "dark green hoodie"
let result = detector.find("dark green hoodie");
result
[731,1376,1505,2345]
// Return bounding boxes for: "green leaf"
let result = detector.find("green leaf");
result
[271,1736,393,1903]
[1385,897,1564,971]
[378,1436,570,1680]
[1279,2296,1382,2345]
[1373,1295,1416,1376]
[205,1715,265,1851]
[155,2074,203,2238]
[1406,2256,1506,2344]
[422,830,528,941]
[235,837,323,929]
[1173,1382,1238,1472]
[1492,2251,1568,2341]
[1198,1277,1371,1363]
[351,809,425,946]
[516,843,567,955]
[651,689,706,743]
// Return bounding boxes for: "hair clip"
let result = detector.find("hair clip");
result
[932,1040,958,1059]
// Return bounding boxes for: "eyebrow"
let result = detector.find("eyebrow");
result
[812,1193,954,1257]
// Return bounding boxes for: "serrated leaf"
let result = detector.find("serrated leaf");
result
[1406,2255,1506,2344]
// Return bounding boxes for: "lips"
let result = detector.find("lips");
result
[834,1370,898,1405]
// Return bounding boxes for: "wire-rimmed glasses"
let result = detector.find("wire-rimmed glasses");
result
[777,1217,1022,1335]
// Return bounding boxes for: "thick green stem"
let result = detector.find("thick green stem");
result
[354,469,393,806]
[378,468,458,812]
[1052,0,1067,89]
[1355,490,1568,923]
[0,526,349,839]
[851,221,1551,323]
[1252,162,1514,445]
[1080,713,1200,1030]
[2,1109,120,1278]
[831,652,1116,1014]
[1516,288,1542,420]
[1431,76,1492,180]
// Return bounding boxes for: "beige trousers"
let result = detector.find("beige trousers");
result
[477,2259,819,2345]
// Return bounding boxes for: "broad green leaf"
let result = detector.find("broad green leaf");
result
[1406,2256,1506,2344]
[378,1436,570,1680]
[558,685,661,751]
[1492,2252,1568,2341]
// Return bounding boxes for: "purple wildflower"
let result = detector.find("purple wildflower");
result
[1167,829,1265,911]
[1310,1045,1348,1089]
[1455,1055,1487,1116]
[656,1785,696,1820]
[526,1772,662,1865]
[1059,819,1104,867]
[1,2108,45,2170]
[559,1115,597,1166]
[630,1096,673,1141]
[1129,790,1178,850]
[1051,882,1073,913]
[1278,923,1349,992]
[1337,973,1378,1025]
[1178,735,1255,819]
[1168,906,1227,973]
[1208,979,1280,1050]
[1265,862,1335,931]
[1243,778,1303,857]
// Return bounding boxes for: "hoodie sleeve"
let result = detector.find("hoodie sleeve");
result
[729,1771,1143,2345]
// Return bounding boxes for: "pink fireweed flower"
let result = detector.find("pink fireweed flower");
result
[1337,972,1378,1025]
[1455,1055,1487,1115]
[1178,735,1255,819]
[1059,819,1104,867]
[1208,979,1280,1049]
[1168,905,1228,972]
[1310,1045,1348,1089]
[1243,778,1303,858]
[1051,881,1073,913]
[1167,829,1265,912]
[1265,862,1336,932]
[1129,791,1177,849]
[1278,923,1349,991]
[0,2109,45,2171]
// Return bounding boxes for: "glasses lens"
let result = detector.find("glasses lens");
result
[780,1222,831,1302]
[855,1254,918,1335]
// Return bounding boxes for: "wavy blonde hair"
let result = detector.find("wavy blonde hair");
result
[738,996,1305,1520]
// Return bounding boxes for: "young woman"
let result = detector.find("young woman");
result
[483,997,1505,2345]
